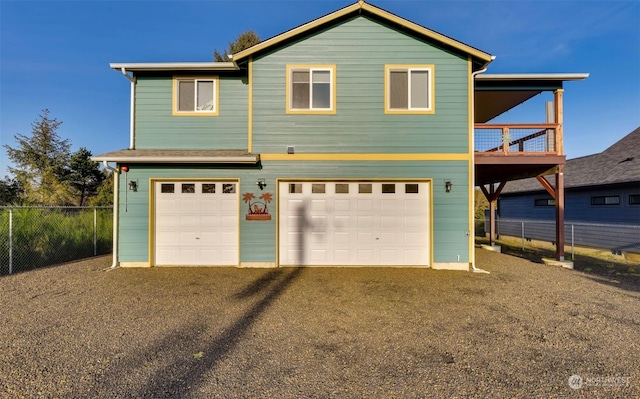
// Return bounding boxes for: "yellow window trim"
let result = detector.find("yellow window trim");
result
[285,64,337,115]
[172,75,220,116]
[384,64,435,115]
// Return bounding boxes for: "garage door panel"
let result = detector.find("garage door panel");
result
[357,199,374,211]
[311,199,326,211]
[334,199,350,212]
[155,181,238,266]
[381,249,398,263]
[220,199,237,212]
[279,181,430,266]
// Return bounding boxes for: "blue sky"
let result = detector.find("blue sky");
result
[1,0,639,176]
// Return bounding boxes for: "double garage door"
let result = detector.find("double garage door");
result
[279,181,430,266]
[154,180,430,266]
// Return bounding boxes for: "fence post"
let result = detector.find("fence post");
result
[521,221,525,250]
[94,208,97,256]
[9,208,13,275]
[571,224,575,261]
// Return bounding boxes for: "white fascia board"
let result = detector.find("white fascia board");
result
[476,73,589,81]
[109,62,239,71]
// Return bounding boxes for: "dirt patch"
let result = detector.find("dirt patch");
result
[0,251,638,398]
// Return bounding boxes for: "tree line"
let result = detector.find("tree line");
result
[1,109,112,206]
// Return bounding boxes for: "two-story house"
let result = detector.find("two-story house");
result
[94,1,587,270]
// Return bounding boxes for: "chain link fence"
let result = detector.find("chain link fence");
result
[477,217,640,258]
[0,206,113,275]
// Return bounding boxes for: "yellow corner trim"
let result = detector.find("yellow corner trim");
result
[172,75,220,116]
[286,64,337,115]
[384,64,435,114]
[248,57,253,153]
[260,153,470,161]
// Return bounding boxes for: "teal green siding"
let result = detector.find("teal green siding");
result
[252,16,470,154]
[134,76,248,149]
[117,161,470,264]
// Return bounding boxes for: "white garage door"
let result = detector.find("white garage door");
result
[279,181,430,266]
[154,181,238,266]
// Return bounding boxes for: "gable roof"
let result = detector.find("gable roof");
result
[501,126,640,194]
[231,0,493,70]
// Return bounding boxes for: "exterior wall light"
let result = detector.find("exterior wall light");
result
[256,179,267,190]
[128,180,138,192]
[445,180,452,193]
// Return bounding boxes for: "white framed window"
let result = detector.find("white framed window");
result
[173,76,218,116]
[385,64,434,114]
[286,65,336,114]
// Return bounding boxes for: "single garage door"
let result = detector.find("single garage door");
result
[279,181,430,266]
[154,181,238,266]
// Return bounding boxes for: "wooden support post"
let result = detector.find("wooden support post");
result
[554,89,564,155]
[555,165,565,261]
[480,182,507,246]
[489,185,498,245]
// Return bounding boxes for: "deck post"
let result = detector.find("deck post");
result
[554,89,564,155]
[489,184,496,245]
[555,165,565,261]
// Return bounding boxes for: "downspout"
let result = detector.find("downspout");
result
[120,68,136,149]
[470,56,495,274]
[103,161,119,268]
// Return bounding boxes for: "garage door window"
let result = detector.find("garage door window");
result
[359,183,372,194]
[382,184,396,194]
[182,184,195,193]
[223,183,236,193]
[289,183,302,194]
[161,184,175,193]
[203,184,215,193]
[312,183,326,193]
[335,183,349,194]
[405,184,419,194]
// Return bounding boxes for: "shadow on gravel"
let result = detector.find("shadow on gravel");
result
[117,267,304,398]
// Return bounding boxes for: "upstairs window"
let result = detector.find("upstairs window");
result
[173,76,218,116]
[385,65,434,114]
[286,65,336,114]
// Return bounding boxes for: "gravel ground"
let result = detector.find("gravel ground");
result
[1,249,638,398]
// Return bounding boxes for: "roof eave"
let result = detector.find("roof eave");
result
[109,62,240,72]
[476,73,590,81]
[91,155,260,164]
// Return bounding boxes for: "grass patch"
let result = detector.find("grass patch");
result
[477,236,640,287]
[0,207,113,275]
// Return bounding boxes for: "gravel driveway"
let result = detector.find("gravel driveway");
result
[1,249,638,398]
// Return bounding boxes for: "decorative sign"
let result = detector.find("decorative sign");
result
[243,192,273,220]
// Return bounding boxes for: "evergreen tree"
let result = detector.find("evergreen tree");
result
[214,30,260,61]
[89,171,113,206]
[3,109,71,205]
[64,147,105,206]
[0,176,24,205]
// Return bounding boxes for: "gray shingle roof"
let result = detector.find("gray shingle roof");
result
[501,126,640,194]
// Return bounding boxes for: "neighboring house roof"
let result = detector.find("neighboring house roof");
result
[92,149,259,164]
[501,126,640,194]
[231,0,494,70]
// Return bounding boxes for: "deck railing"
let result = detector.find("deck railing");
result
[475,123,560,155]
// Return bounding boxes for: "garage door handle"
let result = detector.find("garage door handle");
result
[195,237,200,239]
